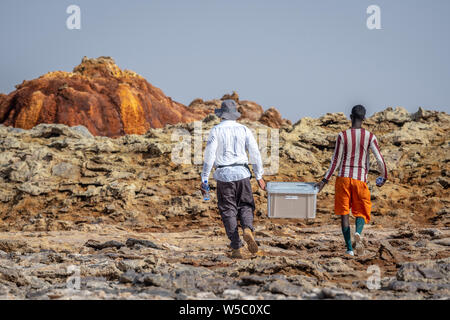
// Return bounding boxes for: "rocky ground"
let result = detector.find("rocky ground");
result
[0,107,448,299]
[0,224,448,300]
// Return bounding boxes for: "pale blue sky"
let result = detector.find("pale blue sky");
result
[0,0,449,121]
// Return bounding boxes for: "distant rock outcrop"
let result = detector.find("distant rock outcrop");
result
[260,107,291,128]
[0,59,292,136]
[0,57,209,137]
[188,91,292,128]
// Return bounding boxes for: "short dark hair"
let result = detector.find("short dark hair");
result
[351,105,366,120]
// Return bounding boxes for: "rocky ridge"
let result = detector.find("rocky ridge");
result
[188,91,291,129]
[0,106,448,300]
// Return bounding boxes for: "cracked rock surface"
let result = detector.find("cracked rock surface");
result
[0,106,448,299]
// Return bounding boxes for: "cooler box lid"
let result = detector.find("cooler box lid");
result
[266,182,318,195]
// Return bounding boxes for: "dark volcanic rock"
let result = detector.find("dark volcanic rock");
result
[84,240,124,250]
[126,238,162,250]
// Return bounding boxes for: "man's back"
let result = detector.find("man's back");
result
[201,120,264,183]
[324,128,387,183]
[212,120,249,166]
[316,105,388,257]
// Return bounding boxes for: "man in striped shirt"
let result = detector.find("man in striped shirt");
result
[315,105,387,256]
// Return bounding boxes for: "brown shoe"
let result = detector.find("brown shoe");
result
[231,248,243,259]
[243,228,259,254]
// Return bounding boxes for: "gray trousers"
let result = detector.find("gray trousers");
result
[216,178,255,249]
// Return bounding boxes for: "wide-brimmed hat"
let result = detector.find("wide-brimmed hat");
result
[215,100,241,120]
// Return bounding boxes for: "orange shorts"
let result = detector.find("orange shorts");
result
[335,177,372,223]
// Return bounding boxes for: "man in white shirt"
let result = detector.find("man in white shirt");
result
[201,100,266,259]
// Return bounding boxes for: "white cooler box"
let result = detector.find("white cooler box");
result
[267,182,318,219]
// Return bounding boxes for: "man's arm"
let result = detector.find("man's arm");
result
[316,134,344,192]
[246,128,265,190]
[201,128,218,183]
[369,135,388,181]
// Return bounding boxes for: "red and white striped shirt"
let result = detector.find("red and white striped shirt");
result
[324,128,387,183]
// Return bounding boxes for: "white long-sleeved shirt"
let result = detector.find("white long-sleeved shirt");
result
[201,120,264,182]
[324,128,387,183]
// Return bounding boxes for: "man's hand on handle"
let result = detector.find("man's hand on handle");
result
[200,182,208,196]
[257,178,266,191]
[376,177,386,187]
[314,179,327,193]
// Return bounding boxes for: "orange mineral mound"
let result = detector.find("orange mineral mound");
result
[0,56,208,137]
[0,57,291,136]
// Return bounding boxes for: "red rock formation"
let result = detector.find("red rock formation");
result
[0,58,292,136]
[187,92,291,128]
[259,107,292,128]
[0,57,209,137]
[0,94,9,121]
[237,101,264,122]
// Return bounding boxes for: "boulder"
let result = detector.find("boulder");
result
[237,101,264,121]
[371,107,412,125]
[126,238,162,250]
[51,162,80,179]
[284,145,318,165]
[382,122,434,146]
[263,278,303,297]
[30,124,94,139]
[17,180,55,196]
[318,112,349,126]
[9,161,31,183]
[84,240,125,250]
[259,107,292,128]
